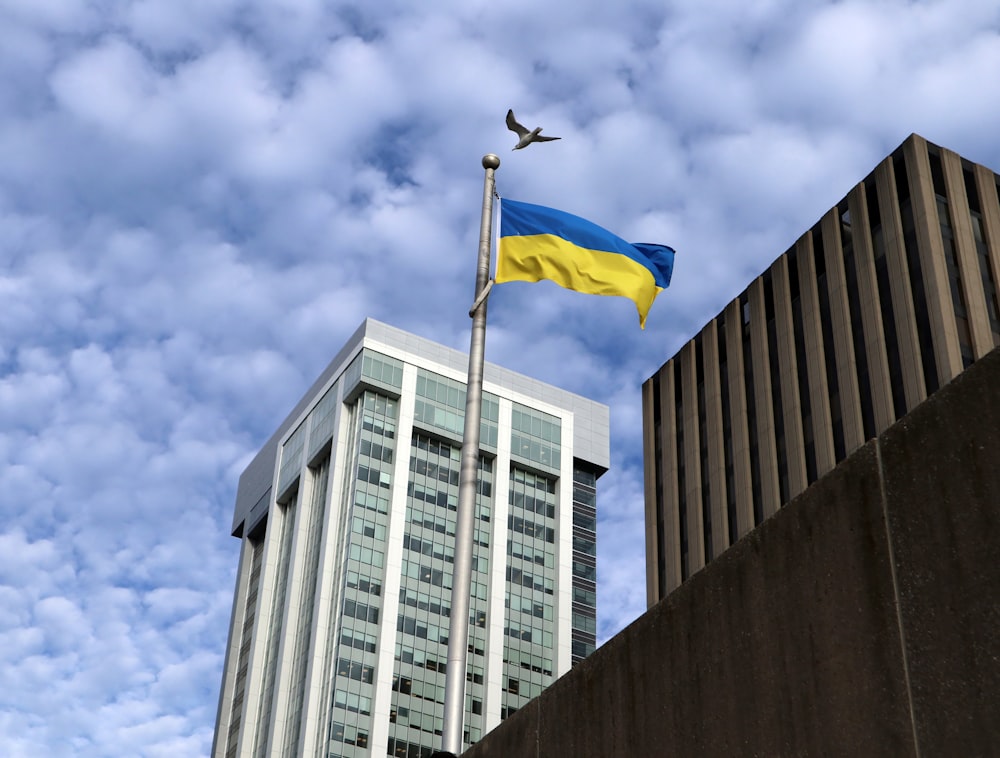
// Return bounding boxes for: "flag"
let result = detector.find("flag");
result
[496,199,675,328]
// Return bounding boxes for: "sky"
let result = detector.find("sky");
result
[1,0,999,755]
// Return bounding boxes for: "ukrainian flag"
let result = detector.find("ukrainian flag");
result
[496,199,675,328]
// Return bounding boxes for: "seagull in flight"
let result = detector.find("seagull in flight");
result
[506,109,561,150]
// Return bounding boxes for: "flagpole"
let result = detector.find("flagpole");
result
[439,153,500,756]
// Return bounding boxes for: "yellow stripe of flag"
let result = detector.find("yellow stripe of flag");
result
[496,199,674,328]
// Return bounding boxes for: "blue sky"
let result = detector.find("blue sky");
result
[2,0,1000,755]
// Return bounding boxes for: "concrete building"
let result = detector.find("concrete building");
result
[643,133,1000,602]
[212,319,609,757]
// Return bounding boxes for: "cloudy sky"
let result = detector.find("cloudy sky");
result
[2,0,999,755]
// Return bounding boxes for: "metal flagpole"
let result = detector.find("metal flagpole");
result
[439,153,500,756]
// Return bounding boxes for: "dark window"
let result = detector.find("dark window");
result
[894,153,939,394]
[814,228,846,461]
[788,249,817,483]
[740,292,764,525]
[696,335,712,561]
[717,319,738,544]
[674,360,689,579]
[572,509,596,532]
[763,271,789,505]
[337,657,374,684]
[930,149,974,368]
[864,184,907,421]
[572,639,595,660]
[343,598,379,624]
[841,201,876,439]
[929,147,947,196]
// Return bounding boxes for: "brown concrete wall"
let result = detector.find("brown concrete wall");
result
[466,347,1000,758]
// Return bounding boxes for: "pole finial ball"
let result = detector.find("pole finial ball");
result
[482,154,500,170]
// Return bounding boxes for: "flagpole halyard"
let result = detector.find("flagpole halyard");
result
[440,153,500,756]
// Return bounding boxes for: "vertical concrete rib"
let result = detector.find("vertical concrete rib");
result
[876,160,926,411]
[796,235,836,477]
[851,181,896,429]
[267,448,318,755]
[701,320,728,558]
[299,390,352,758]
[641,379,660,605]
[724,300,754,540]
[941,148,993,358]
[904,135,964,387]
[680,341,705,571]
[748,278,780,518]
[771,256,808,499]
[212,536,252,758]
[660,363,682,595]
[974,164,1000,347]
[238,490,284,756]
[258,492,299,757]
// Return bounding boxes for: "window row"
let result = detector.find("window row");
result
[507,566,555,594]
[503,646,553,676]
[508,515,555,544]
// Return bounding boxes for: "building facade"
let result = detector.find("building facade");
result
[643,134,1000,603]
[212,319,609,757]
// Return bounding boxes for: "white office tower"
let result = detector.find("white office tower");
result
[212,320,609,757]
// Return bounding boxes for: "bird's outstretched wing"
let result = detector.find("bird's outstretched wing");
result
[533,135,561,142]
[506,109,529,137]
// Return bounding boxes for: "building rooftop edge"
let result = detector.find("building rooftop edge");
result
[232,318,611,535]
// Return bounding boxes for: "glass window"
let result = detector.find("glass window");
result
[510,403,561,470]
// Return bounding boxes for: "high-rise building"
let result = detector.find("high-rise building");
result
[212,319,609,757]
[642,134,1000,603]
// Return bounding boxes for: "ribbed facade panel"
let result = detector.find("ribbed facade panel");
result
[643,134,1000,602]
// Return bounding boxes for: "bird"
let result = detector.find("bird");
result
[506,109,561,150]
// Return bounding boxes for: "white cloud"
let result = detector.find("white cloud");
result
[2,0,95,32]
[125,0,241,55]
